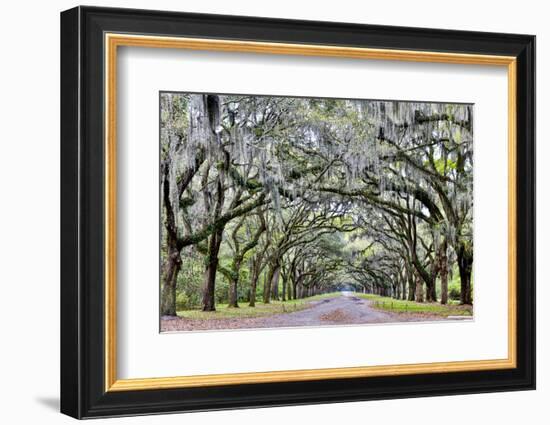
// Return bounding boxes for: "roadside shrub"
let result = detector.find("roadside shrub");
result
[176,292,190,311]
[215,278,230,304]
[448,285,461,301]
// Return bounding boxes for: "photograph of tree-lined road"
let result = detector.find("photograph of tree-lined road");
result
[160,92,473,332]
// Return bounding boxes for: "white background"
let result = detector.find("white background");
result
[118,48,508,379]
[0,0,546,424]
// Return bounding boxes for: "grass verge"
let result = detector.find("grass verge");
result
[176,292,342,320]
[356,293,473,317]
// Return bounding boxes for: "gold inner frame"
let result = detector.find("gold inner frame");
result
[104,33,517,392]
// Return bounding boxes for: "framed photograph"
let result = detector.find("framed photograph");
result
[60,6,535,419]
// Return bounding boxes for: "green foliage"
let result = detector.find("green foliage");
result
[359,293,472,317]
[176,292,190,311]
[433,157,457,174]
[161,93,474,317]
[448,285,461,301]
[214,277,230,304]
[176,249,204,308]
[448,267,462,301]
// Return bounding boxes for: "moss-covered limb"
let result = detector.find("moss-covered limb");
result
[229,215,246,255]
[429,175,458,226]
[228,165,263,192]
[361,166,445,223]
[374,129,455,183]
[413,110,472,132]
[217,263,234,282]
[384,182,443,224]
[177,148,206,199]
[318,185,433,223]
[243,214,266,255]
[177,194,269,249]
[194,242,236,282]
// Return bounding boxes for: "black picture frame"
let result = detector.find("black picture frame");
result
[60,5,535,419]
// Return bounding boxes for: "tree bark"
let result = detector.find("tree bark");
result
[199,94,226,312]
[160,244,181,316]
[249,258,260,307]
[415,273,424,303]
[439,240,449,305]
[263,264,273,304]
[201,229,223,311]
[227,258,241,308]
[426,272,437,302]
[406,263,415,301]
[228,212,266,308]
[160,149,182,316]
[270,264,281,300]
[457,243,473,305]
[296,278,304,299]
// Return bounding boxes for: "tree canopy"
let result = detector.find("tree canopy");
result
[160,93,473,316]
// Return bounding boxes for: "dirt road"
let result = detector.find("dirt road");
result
[161,293,454,332]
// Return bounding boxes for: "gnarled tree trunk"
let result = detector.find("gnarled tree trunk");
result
[457,243,473,305]
[160,150,182,317]
[270,264,281,300]
[439,240,449,305]
[415,272,424,303]
[426,271,437,302]
[160,244,181,316]
[263,264,273,304]
[202,229,223,311]
[227,259,241,308]
[407,265,415,301]
[248,257,261,307]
